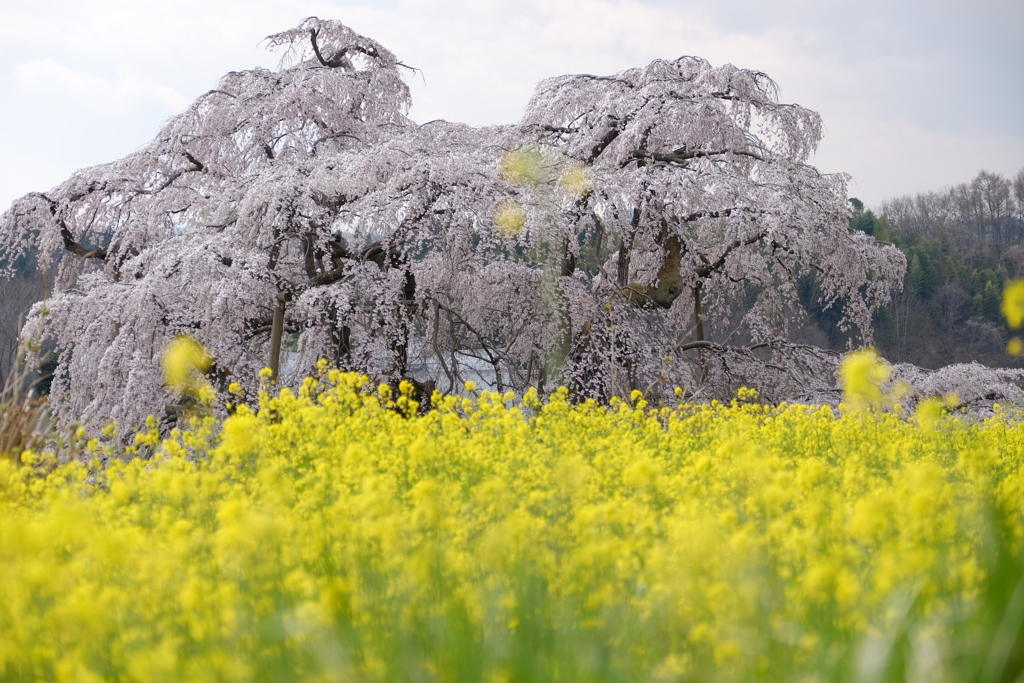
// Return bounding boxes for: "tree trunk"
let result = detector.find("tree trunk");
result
[268,292,291,383]
[694,281,708,384]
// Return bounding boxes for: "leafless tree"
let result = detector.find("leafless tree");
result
[883,168,1024,253]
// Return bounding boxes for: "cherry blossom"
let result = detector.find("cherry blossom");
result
[0,18,905,428]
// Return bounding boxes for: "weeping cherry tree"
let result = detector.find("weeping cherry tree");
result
[0,18,905,428]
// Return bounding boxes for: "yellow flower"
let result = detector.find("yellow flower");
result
[914,397,944,430]
[736,386,759,402]
[498,146,547,187]
[215,411,259,461]
[1008,337,1023,356]
[839,348,890,411]
[3,366,1020,681]
[1003,280,1024,328]
[162,335,212,393]
[493,200,527,236]
[558,165,593,197]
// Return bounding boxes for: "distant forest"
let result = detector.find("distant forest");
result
[803,168,1024,369]
[2,168,1024,389]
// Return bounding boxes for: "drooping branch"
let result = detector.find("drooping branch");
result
[673,338,842,402]
[695,230,768,278]
[432,297,508,393]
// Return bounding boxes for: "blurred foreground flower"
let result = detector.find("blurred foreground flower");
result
[162,335,212,395]
[1002,279,1024,329]
[498,145,547,187]
[839,348,891,411]
[493,200,527,236]
[558,164,593,197]
[1008,337,1023,357]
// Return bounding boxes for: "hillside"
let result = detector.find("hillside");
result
[799,169,1024,370]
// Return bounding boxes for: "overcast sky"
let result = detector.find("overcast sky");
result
[1,0,1022,213]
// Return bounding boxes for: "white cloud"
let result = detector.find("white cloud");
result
[13,59,191,115]
[353,0,794,125]
[816,116,1024,206]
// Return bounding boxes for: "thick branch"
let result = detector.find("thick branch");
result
[678,338,840,358]
[676,206,769,225]
[310,28,337,67]
[268,292,292,384]
[33,193,108,260]
[542,124,578,135]
[680,207,735,223]
[182,151,206,173]
[589,118,621,162]
[628,146,765,167]
[135,152,206,195]
[309,28,380,68]
[60,222,107,260]
[623,234,684,309]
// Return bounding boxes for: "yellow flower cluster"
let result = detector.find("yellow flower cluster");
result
[1,369,1022,681]
[163,334,213,395]
[492,200,527,237]
[498,146,548,188]
[838,348,893,411]
[1004,279,1024,356]
[493,146,595,237]
[557,164,593,197]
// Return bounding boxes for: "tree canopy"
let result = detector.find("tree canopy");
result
[0,18,905,428]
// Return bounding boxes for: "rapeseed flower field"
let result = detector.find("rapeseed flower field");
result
[2,356,1024,681]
